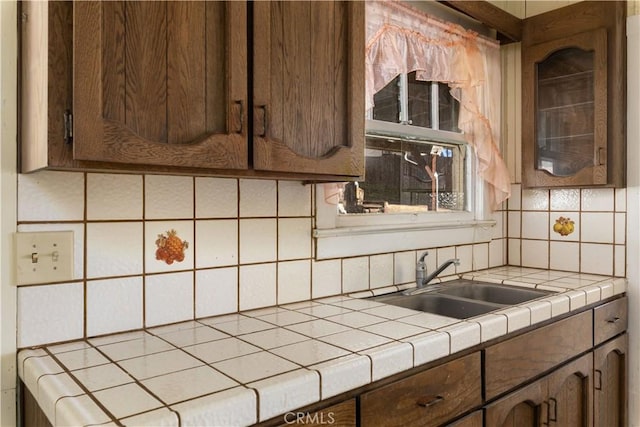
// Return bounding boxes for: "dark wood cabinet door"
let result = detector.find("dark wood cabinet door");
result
[485,378,547,427]
[252,1,364,178]
[594,333,627,427]
[546,353,593,427]
[446,410,483,427]
[73,1,248,169]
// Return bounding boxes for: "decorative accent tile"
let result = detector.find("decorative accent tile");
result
[342,257,369,293]
[403,331,450,366]
[145,222,194,273]
[92,383,163,419]
[239,263,277,311]
[361,342,413,382]
[311,259,342,299]
[87,222,143,278]
[239,219,277,264]
[195,177,238,218]
[239,179,277,217]
[278,181,312,217]
[171,387,257,427]
[86,277,143,337]
[310,354,370,399]
[212,351,299,384]
[249,369,319,422]
[549,213,579,241]
[195,220,238,268]
[142,365,239,404]
[278,260,311,305]
[18,171,84,221]
[117,349,202,380]
[87,173,143,220]
[195,267,238,318]
[278,218,312,260]
[145,272,194,327]
[183,337,261,364]
[18,283,84,348]
[144,175,193,219]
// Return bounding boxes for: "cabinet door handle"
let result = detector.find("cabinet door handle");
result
[606,316,621,324]
[548,397,557,422]
[595,369,603,390]
[598,147,606,165]
[254,105,267,138]
[416,395,444,408]
[233,100,244,134]
[542,400,550,426]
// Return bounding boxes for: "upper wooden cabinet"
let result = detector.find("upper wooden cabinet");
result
[252,2,364,176]
[521,1,625,188]
[20,1,364,180]
[73,1,248,170]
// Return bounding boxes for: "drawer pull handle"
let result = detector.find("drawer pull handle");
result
[548,397,558,422]
[595,369,603,391]
[607,317,621,324]
[416,395,444,408]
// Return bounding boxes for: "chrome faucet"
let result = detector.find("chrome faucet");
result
[404,251,460,295]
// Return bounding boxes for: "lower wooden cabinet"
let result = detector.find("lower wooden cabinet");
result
[447,410,483,427]
[277,399,356,427]
[594,333,628,427]
[359,352,482,427]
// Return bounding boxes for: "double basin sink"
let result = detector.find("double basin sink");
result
[369,279,553,319]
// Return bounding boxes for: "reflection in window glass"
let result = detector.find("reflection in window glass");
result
[340,136,467,214]
[438,83,460,132]
[407,72,432,128]
[373,76,401,123]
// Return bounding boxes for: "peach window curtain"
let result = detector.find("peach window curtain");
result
[366,0,511,209]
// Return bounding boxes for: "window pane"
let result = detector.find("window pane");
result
[407,72,432,128]
[373,76,401,123]
[340,136,467,214]
[438,83,460,132]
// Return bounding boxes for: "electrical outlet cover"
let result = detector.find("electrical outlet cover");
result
[15,231,74,285]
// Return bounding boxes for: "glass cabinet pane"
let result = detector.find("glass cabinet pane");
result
[535,47,595,177]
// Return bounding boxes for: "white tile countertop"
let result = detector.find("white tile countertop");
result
[18,267,627,426]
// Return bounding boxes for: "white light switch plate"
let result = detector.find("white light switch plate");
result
[15,231,74,285]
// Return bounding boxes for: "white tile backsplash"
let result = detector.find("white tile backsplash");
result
[239,179,277,217]
[342,257,369,293]
[145,175,194,219]
[18,171,84,221]
[581,188,614,211]
[239,218,277,264]
[145,272,194,327]
[87,222,143,278]
[195,267,238,318]
[581,212,614,243]
[278,260,311,304]
[278,181,312,217]
[86,277,143,336]
[278,218,312,260]
[195,177,238,218]
[195,220,238,268]
[239,263,277,311]
[369,253,394,289]
[87,173,143,220]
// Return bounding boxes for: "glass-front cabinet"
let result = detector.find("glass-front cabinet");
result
[521,1,626,189]
[522,28,607,187]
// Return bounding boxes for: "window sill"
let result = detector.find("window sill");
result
[313,219,496,259]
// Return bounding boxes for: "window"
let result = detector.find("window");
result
[340,72,469,215]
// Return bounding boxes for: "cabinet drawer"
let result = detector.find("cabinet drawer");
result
[485,310,592,400]
[360,352,481,427]
[594,296,627,346]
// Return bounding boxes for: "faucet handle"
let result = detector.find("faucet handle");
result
[418,251,429,262]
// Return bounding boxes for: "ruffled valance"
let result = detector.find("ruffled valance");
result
[366,1,511,208]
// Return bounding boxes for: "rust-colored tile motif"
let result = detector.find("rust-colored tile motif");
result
[155,229,189,265]
[553,216,575,237]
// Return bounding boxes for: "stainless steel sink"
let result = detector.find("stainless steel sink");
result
[436,280,553,305]
[369,279,553,319]
[372,293,501,319]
